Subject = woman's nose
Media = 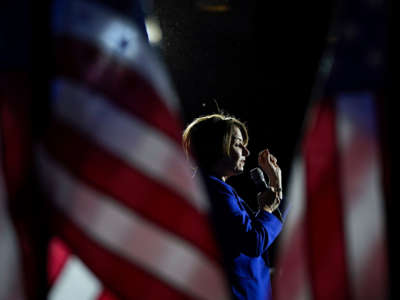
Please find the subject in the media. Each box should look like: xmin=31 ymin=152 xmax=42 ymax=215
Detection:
xmin=243 ymin=146 xmax=250 ymax=157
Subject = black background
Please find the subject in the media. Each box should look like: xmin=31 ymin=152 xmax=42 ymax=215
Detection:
xmin=152 ymin=0 xmax=334 ymax=204
xmin=1 ymin=0 xmax=396 ymax=298
xmin=151 ymin=0 xmax=397 ymax=290
xmin=149 ymin=0 xmax=336 ymax=268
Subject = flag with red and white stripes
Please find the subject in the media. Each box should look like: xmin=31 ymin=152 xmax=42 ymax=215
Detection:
xmin=0 ymin=102 xmax=28 ymax=300
xmin=1 ymin=73 xmax=48 ymax=300
xmin=35 ymin=0 xmax=229 ymax=299
xmin=274 ymin=0 xmax=389 ymax=299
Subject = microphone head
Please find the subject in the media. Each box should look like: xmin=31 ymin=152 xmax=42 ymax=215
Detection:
xmin=250 ymin=167 xmax=266 ymax=184
xmin=250 ymin=167 xmax=269 ymax=194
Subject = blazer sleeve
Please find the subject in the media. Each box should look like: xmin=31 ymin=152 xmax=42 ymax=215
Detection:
xmin=279 ymin=194 xmax=291 ymax=222
xmin=209 ymin=183 xmax=283 ymax=257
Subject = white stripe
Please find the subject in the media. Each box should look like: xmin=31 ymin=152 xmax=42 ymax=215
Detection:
xmin=49 ymin=256 xmax=102 ymax=300
xmin=52 ymin=0 xmax=179 ymax=113
xmin=37 ymin=149 xmax=229 ymax=300
xmin=281 ymin=156 xmax=306 ymax=244
xmin=287 ymin=158 xmax=311 ymax=300
xmin=277 ymin=157 xmax=312 ymax=300
xmin=52 ymin=78 xmax=209 ymax=213
xmin=337 ymin=93 xmax=388 ymax=299
xmin=295 ymin=285 xmax=312 ymax=300
xmin=0 ymin=136 xmax=26 ymax=300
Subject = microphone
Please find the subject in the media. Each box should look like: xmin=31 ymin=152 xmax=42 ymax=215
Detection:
xmin=250 ymin=167 xmax=269 ymax=193
xmin=250 ymin=167 xmax=283 ymax=221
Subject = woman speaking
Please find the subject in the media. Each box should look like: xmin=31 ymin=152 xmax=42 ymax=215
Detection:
xmin=182 ymin=113 xmax=285 ymax=300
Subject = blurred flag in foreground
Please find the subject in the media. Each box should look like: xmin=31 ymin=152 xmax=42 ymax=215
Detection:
xmin=0 ymin=76 xmax=33 ymax=300
xmin=274 ymin=0 xmax=390 ymax=300
xmin=1 ymin=2 xmax=47 ymax=299
xmin=1 ymin=0 xmax=229 ymax=299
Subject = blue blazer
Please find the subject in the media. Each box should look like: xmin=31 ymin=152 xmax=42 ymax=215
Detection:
xmin=204 ymin=175 xmax=285 ymax=300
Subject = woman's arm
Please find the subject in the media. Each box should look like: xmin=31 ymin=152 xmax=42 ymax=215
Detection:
xmin=258 ymin=149 xmax=282 ymax=199
xmin=210 ymin=186 xmax=283 ymax=257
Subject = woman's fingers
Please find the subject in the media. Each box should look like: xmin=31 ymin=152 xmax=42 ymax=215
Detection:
xmin=270 ymin=155 xmax=278 ymax=167
xmin=259 ymin=190 xmax=281 ymax=213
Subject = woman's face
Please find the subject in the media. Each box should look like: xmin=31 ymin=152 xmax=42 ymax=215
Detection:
xmin=224 ymin=126 xmax=250 ymax=176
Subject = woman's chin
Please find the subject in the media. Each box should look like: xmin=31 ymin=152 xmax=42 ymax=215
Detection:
xmin=233 ymin=166 xmax=244 ymax=174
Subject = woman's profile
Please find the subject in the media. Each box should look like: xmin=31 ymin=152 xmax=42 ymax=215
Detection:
xmin=183 ymin=113 xmax=286 ymax=300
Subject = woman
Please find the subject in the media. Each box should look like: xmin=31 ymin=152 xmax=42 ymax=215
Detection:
xmin=182 ymin=113 xmax=285 ymax=300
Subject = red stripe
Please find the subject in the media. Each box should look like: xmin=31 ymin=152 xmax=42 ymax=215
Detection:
xmin=96 ymin=289 xmax=119 ymax=300
xmin=44 ymin=120 xmax=220 ymax=262
xmin=0 ymin=75 xmax=32 ymax=199
xmin=54 ymin=36 xmax=182 ymax=143
xmin=0 ymin=73 xmax=47 ymax=300
xmin=48 ymin=237 xmax=71 ymax=285
xmin=52 ymin=210 xmax=195 ymax=300
xmin=302 ymin=99 xmax=351 ymax=300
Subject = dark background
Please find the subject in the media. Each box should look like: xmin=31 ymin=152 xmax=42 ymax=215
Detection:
xmin=148 ymin=0 xmax=336 ymax=267
xmin=150 ymin=1 xmax=397 ymax=283
xmin=152 ymin=0 xmax=335 ymax=204
xmin=1 ymin=0 xmax=396 ymax=298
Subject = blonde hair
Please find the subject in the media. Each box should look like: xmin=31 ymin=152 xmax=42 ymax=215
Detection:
xmin=182 ymin=113 xmax=248 ymax=170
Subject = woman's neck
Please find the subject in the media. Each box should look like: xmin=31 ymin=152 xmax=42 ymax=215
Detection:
xmin=208 ymin=164 xmax=231 ymax=182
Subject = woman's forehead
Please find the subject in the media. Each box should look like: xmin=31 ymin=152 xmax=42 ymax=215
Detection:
xmin=232 ymin=126 xmax=243 ymax=140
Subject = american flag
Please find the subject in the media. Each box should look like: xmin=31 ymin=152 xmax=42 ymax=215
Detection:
xmin=1 ymin=0 xmax=229 ymax=299
xmin=0 ymin=76 xmax=34 ymax=300
xmin=1 ymin=1 xmax=49 ymax=298
xmin=273 ymin=0 xmax=390 ymax=300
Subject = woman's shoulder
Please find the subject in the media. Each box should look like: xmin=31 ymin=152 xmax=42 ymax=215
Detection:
xmin=202 ymin=176 xmax=240 ymax=205
xmin=204 ymin=175 xmax=234 ymax=192
xmin=202 ymin=176 xmax=245 ymax=213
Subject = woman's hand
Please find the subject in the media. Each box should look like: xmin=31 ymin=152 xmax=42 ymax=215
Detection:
xmin=258 ymin=149 xmax=282 ymax=197
xmin=257 ymin=190 xmax=280 ymax=213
